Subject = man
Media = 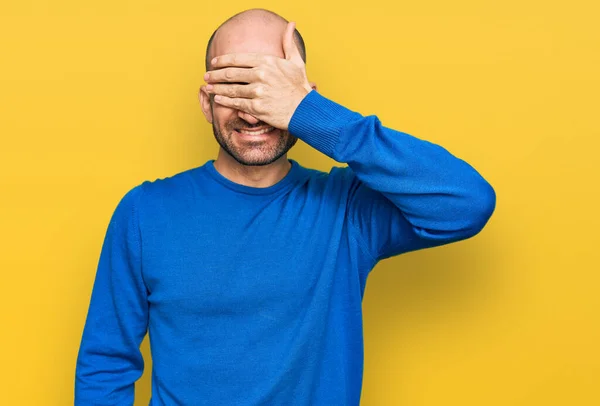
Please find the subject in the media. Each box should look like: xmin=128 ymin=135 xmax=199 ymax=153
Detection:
xmin=75 ymin=8 xmax=496 ymax=406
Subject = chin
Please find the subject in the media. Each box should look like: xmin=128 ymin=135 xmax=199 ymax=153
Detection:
xmin=213 ymin=125 xmax=297 ymax=166
xmin=230 ymin=151 xmax=287 ymax=166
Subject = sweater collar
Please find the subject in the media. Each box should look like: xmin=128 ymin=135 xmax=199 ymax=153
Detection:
xmin=203 ymin=159 xmax=306 ymax=196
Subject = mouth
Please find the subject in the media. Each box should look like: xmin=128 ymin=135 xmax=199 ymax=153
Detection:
xmin=234 ymin=126 xmax=277 ymax=137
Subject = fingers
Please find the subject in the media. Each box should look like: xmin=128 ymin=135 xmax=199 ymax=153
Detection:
xmin=283 ymin=22 xmax=303 ymax=65
xmin=212 ymin=95 xmax=254 ymax=113
xmin=206 ymin=83 xmax=262 ymax=99
xmin=204 ymin=67 xmax=258 ymax=84
xmin=283 ymin=22 xmax=296 ymax=61
xmin=210 ymin=53 xmax=270 ymax=69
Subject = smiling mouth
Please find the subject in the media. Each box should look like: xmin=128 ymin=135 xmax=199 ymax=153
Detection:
xmin=235 ymin=126 xmax=276 ymax=136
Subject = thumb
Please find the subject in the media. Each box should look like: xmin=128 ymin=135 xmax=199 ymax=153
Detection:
xmin=283 ymin=21 xmax=303 ymax=65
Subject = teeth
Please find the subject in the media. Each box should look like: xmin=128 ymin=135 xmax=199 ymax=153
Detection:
xmin=238 ymin=127 xmax=274 ymax=136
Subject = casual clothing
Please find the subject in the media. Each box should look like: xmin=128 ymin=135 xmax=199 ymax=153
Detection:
xmin=75 ymin=90 xmax=495 ymax=405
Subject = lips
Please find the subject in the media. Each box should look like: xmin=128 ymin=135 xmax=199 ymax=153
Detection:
xmin=235 ymin=126 xmax=276 ymax=136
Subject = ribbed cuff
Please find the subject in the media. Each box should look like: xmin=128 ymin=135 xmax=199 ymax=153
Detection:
xmin=289 ymin=90 xmax=363 ymax=159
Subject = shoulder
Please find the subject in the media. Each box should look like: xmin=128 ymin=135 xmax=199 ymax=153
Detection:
xmin=297 ymin=159 xmax=355 ymax=180
xmin=113 ymin=166 xmax=203 ymax=218
xmin=140 ymin=166 xmax=200 ymax=198
xmin=296 ymin=162 xmax=358 ymax=197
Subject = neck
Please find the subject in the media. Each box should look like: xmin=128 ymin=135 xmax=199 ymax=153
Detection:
xmin=213 ymin=149 xmax=292 ymax=188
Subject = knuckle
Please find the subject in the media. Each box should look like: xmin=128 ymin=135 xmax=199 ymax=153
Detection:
xmin=225 ymin=69 xmax=234 ymax=80
xmin=254 ymin=85 xmax=264 ymax=97
xmin=253 ymin=100 xmax=264 ymax=113
xmin=256 ymin=69 xmax=266 ymax=82
xmin=248 ymin=101 xmax=258 ymax=114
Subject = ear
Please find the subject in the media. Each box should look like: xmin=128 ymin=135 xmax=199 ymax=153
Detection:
xmin=199 ymin=86 xmax=213 ymax=124
xmin=309 ymin=81 xmax=318 ymax=91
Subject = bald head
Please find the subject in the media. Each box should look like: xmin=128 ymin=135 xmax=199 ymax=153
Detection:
xmin=205 ymin=8 xmax=306 ymax=71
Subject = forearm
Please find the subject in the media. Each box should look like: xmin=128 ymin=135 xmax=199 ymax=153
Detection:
xmin=289 ymin=90 xmax=496 ymax=241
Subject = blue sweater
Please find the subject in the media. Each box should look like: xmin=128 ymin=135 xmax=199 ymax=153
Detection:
xmin=75 ymin=90 xmax=495 ymax=405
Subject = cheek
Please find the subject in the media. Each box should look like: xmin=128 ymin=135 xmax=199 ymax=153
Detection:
xmin=212 ymin=105 xmax=238 ymax=127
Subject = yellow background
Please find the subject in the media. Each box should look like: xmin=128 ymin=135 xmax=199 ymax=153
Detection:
xmin=1 ymin=1 xmax=598 ymax=405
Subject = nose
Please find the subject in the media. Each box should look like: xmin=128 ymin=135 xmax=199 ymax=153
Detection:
xmin=237 ymin=110 xmax=260 ymax=125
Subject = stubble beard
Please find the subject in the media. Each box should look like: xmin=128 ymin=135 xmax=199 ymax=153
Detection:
xmin=211 ymin=118 xmax=298 ymax=167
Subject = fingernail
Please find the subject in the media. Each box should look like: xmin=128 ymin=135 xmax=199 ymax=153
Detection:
xmin=206 ymin=84 xmax=213 ymax=91
xmin=211 ymin=57 xmax=217 ymax=65
xmin=204 ymin=73 xmax=210 ymax=81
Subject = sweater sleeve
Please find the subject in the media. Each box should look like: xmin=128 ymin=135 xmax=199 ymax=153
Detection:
xmin=289 ymin=90 xmax=496 ymax=262
xmin=75 ymin=185 xmax=148 ymax=405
